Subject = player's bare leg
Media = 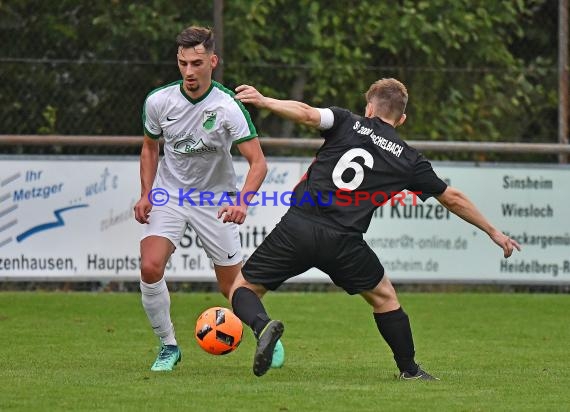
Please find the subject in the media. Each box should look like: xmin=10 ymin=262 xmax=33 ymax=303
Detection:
xmin=213 ymin=262 xmax=242 ymax=299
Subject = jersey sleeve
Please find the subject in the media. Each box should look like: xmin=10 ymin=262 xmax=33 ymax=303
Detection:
xmin=316 ymin=108 xmax=334 ymax=130
xmin=228 ymin=99 xmax=258 ymax=144
xmin=408 ymin=154 xmax=448 ymax=201
xmin=142 ymin=94 xmax=162 ymax=139
xmin=320 ymin=106 xmax=352 ymax=141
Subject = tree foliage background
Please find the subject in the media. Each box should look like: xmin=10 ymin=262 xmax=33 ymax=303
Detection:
xmin=0 ymin=0 xmax=563 ymax=149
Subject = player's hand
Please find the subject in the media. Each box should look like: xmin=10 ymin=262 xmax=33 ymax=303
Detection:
xmin=134 ymin=195 xmax=152 ymax=224
xmin=490 ymin=230 xmax=521 ymax=258
xmin=218 ymin=204 xmax=247 ymax=225
xmin=235 ymin=85 xmax=267 ymax=109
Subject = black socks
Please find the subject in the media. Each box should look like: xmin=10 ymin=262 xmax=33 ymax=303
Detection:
xmin=374 ymin=307 xmax=419 ymax=374
xmin=232 ymin=288 xmax=418 ymax=373
xmin=231 ymin=286 xmax=270 ymax=338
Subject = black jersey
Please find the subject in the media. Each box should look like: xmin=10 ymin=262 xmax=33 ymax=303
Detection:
xmin=291 ymin=107 xmax=447 ymax=232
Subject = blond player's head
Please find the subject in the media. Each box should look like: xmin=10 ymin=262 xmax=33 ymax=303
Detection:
xmin=365 ymin=78 xmax=408 ymax=127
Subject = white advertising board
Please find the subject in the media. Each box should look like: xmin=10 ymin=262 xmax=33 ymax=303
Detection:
xmin=1 ymin=158 xmax=569 ymax=283
xmin=364 ymin=164 xmax=570 ymax=283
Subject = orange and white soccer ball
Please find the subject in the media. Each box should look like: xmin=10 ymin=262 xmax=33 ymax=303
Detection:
xmin=195 ymin=306 xmax=243 ymax=355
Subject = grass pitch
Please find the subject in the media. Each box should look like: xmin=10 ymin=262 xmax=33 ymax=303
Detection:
xmin=0 ymin=291 xmax=568 ymax=411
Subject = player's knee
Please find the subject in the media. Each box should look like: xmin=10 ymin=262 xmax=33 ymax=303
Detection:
xmin=379 ymin=293 xmax=400 ymax=312
xmin=382 ymin=289 xmax=400 ymax=310
xmin=228 ymin=275 xmax=265 ymax=303
xmin=228 ymin=274 xmax=247 ymax=297
xmin=140 ymin=258 xmax=166 ymax=284
xmin=364 ymin=276 xmax=400 ymax=312
xmin=380 ymin=279 xmax=399 ymax=302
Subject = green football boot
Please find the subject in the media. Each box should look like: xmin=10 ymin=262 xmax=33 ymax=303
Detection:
xmin=270 ymin=339 xmax=285 ymax=368
xmin=150 ymin=344 xmax=181 ymax=371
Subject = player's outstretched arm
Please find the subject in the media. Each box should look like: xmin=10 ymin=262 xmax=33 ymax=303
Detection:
xmin=436 ymin=186 xmax=521 ymax=258
xmin=235 ymin=84 xmax=321 ymax=128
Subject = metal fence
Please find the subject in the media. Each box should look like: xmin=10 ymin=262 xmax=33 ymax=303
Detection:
xmin=1 ymin=135 xmax=569 ymax=161
xmin=0 ymin=59 xmax=561 ymax=137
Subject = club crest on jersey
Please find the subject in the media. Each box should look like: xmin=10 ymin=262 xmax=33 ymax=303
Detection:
xmin=202 ymin=111 xmax=217 ymax=130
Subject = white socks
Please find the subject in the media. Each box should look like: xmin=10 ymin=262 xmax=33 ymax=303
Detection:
xmin=140 ymin=277 xmax=177 ymax=346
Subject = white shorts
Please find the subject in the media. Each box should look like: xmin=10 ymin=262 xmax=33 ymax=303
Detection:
xmin=142 ymin=202 xmax=243 ymax=266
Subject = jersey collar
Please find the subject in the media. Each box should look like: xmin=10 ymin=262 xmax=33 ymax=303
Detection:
xmin=374 ymin=116 xmax=396 ymax=129
xmin=179 ymin=81 xmax=214 ymax=104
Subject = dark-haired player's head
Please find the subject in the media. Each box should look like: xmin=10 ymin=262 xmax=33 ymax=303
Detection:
xmin=176 ymin=26 xmax=215 ymax=52
xmin=176 ymin=26 xmax=218 ymax=96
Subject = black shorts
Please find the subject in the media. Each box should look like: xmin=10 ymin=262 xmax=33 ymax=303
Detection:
xmin=242 ymin=208 xmax=384 ymax=295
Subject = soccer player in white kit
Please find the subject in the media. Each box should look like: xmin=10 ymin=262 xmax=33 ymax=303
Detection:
xmin=134 ymin=26 xmax=283 ymax=371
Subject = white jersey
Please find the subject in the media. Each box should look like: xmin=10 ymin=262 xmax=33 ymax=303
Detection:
xmin=143 ymin=80 xmax=257 ymax=198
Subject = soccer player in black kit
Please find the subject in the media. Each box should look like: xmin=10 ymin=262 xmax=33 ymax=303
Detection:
xmin=226 ymin=78 xmax=521 ymax=379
